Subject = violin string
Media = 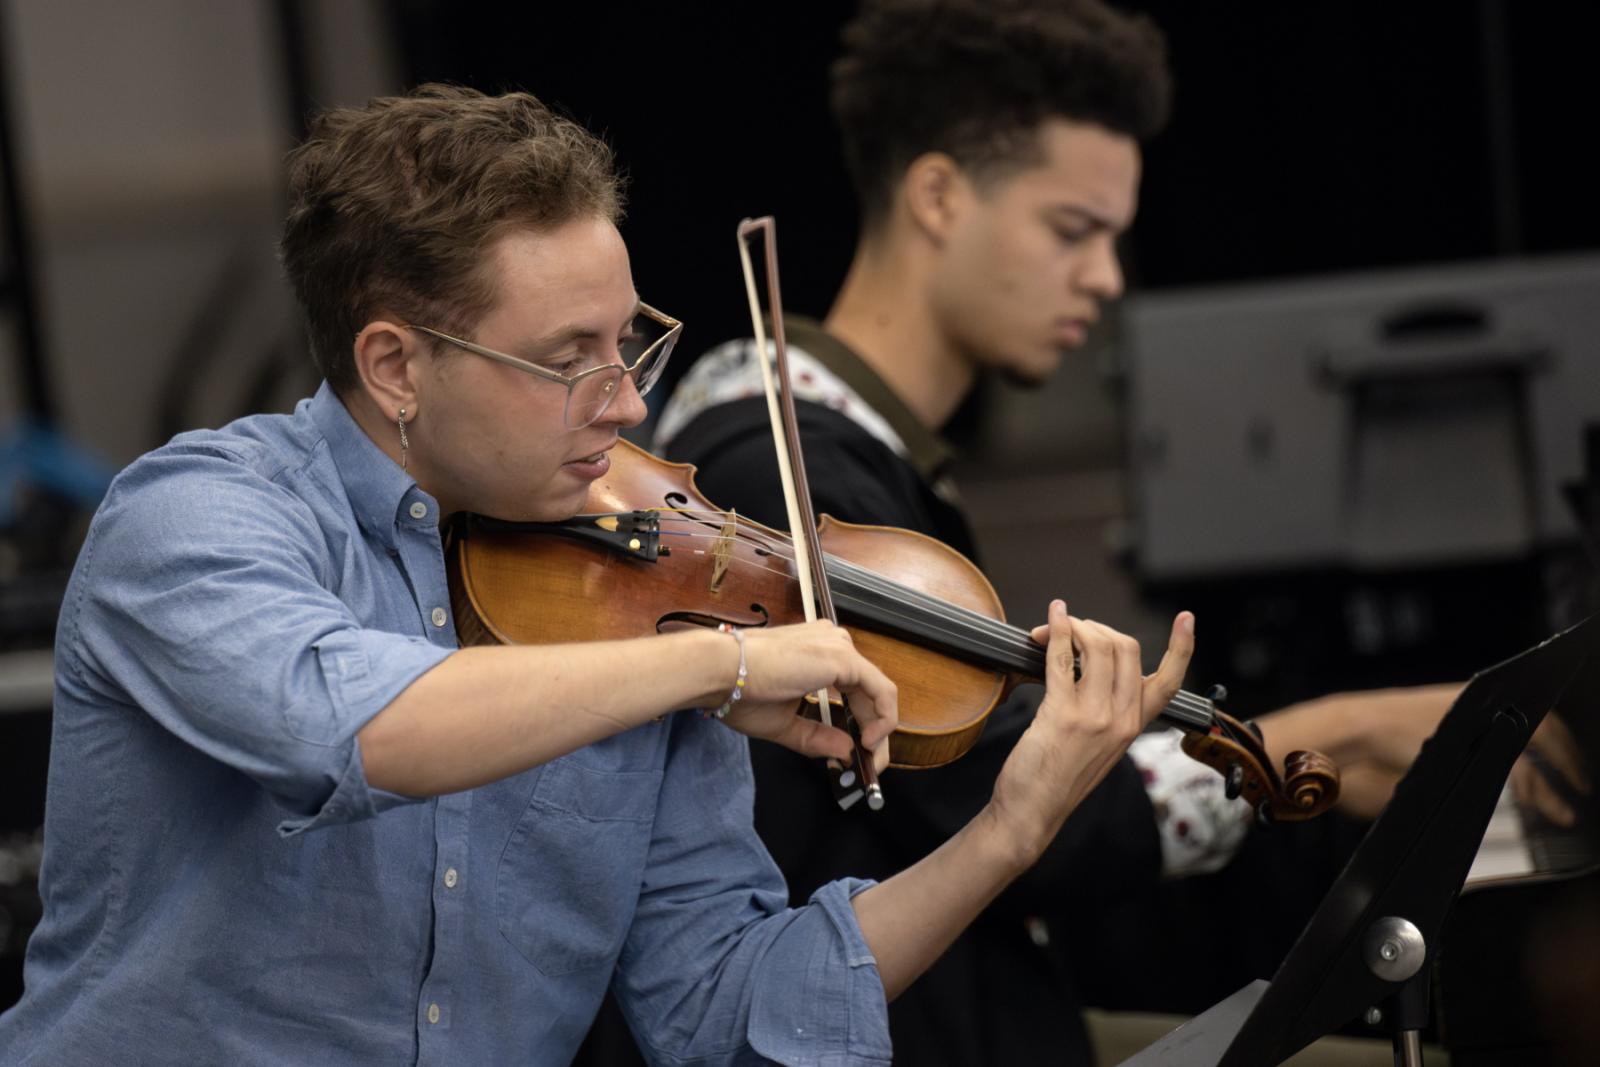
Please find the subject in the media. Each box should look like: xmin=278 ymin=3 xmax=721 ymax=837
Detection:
xmin=647 ymin=518 xmax=1044 ymax=666
xmin=646 ymin=513 xmax=1069 ymax=656
xmin=648 ymin=512 xmax=1028 ymax=645
xmin=647 ymin=526 xmax=1053 ymax=690
xmin=644 ymin=516 xmax=1199 ymax=711
xmin=636 ymin=514 xmax=1217 ymax=726
xmin=646 ymin=513 xmax=1198 ymax=693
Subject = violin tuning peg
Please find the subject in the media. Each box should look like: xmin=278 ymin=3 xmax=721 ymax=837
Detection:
xmin=1224 ymin=763 xmax=1245 ymax=801
xmin=1205 ymin=683 xmax=1229 ymax=705
xmin=1256 ymin=799 xmax=1275 ymax=828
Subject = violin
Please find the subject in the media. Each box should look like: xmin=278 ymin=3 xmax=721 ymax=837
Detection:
xmin=446 ymin=438 xmax=1340 ymax=824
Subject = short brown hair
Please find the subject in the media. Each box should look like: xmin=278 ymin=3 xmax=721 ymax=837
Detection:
xmin=280 ymin=84 xmax=624 ymax=391
xmin=832 ymin=0 xmax=1171 ymax=229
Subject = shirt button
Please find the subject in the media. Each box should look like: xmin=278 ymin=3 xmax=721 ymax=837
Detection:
xmin=410 ymin=501 xmax=428 ymax=520
xmin=431 ymin=607 xmax=447 ymax=627
xmin=443 ymin=868 xmax=459 ymax=889
xmin=427 ymin=1003 xmax=440 ymax=1025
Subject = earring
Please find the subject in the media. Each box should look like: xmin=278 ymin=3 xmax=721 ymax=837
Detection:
xmin=397 ymin=407 xmax=410 ymax=470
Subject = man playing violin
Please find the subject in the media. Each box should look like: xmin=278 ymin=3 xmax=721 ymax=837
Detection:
xmin=652 ymin=1 xmax=1591 ymax=1063
xmin=0 ymin=85 xmax=1199 ymax=1066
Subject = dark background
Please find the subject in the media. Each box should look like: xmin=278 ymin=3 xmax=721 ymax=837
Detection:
xmin=389 ymin=1 xmax=1598 ymax=359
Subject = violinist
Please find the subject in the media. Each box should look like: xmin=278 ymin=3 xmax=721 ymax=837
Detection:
xmin=0 ymin=85 xmax=1197 ymax=1066
xmin=651 ymin=1 xmax=1588 ymax=1063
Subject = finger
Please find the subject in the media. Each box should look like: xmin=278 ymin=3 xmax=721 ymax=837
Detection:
xmin=870 ymin=735 xmax=890 ymax=774
xmin=1141 ymin=612 xmax=1195 ymax=725
xmin=1072 ymin=617 xmax=1115 ymax=712
xmin=1112 ymin=631 xmax=1143 ymax=733
xmin=1042 ymin=600 xmax=1076 ymax=692
xmin=1030 ymin=622 xmax=1050 ymax=645
xmin=841 ymin=655 xmax=899 ymax=749
xmin=1511 ymin=756 xmax=1576 ymax=827
xmin=1527 ymin=714 xmax=1591 ymax=794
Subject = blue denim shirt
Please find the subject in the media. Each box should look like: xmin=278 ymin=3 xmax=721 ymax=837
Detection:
xmin=0 ymin=384 xmax=891 ymax=1067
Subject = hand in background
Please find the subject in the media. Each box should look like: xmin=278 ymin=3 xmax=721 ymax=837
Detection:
xmin=1259 ymin=683 xmax=1591 ymax=822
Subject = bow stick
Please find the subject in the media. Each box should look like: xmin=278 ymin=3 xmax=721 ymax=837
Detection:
xmin=736 ymin=216 xmax=885 ymax=811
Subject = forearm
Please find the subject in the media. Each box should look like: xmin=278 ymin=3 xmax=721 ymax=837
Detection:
xmin=1256 ymin=683 xmax=1464 ymax=771
xmin=854 ymin=606 xmax=1195 ymax=1000
xmin=359 ymin=628 xmax=735 ymax=795
xmin=850 ymin=803 xmax=1033 ymax=1000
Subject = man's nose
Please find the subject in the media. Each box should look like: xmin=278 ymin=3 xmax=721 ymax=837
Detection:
xmin=1077 ymin=234 xmax=1125 ymax=302
xmin=599 ymin=370 xmax=648 ymax=429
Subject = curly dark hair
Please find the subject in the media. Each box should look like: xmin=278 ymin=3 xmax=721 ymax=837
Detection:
xmin=280 ymin=84 xmax=624 ymax=392
xmin=831 ymin=0 xmax=1171 ymax=228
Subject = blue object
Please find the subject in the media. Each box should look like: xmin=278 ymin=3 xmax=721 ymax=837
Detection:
xmin=0 ymin=418 xmax=114 ymax=525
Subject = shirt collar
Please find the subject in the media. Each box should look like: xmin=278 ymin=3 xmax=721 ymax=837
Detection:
xmin=308 ymin=382 xmax=436 ymax=545
xmin=781 ymin=315 xmax=956 ymax=481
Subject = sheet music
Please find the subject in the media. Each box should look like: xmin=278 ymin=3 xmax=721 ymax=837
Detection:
xmin=1465 ymin=783 xmax=1536 ymax=883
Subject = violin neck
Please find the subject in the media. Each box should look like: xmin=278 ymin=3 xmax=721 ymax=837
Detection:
xmin=822 ymin=554 xmax=1215 ymax=733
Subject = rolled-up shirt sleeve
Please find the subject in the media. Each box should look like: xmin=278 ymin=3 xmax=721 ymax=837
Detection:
xmin=57 ymin=445 xmax=452 ymax=833
xmin=614 ymin=714 xmax=892 ymax=1066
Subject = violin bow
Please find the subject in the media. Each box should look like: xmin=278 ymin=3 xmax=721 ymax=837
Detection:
xmin=736 ymin=216 xmax=885 ymax=811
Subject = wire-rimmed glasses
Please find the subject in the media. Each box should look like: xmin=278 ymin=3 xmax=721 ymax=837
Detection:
xmin=404 ymin=303 xmax=682 ymax=428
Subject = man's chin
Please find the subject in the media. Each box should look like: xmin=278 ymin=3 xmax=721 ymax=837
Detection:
xmin=479 ymin=485 xmax=589 ymax=524
xmin=997 ymin=357 xmax=1059 ymax=390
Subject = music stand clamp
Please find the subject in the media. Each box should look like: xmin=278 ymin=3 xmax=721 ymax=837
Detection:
xmin=1120 ymin=613 xmax=1600 ymax=1067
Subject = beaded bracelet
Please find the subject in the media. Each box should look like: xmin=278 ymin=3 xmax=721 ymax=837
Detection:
xmin=707 ymin=623 xmax=748 ymax=719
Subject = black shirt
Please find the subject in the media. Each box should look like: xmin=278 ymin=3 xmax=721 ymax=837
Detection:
xmin=656 ymin=319 xmax=1164 ymax=1066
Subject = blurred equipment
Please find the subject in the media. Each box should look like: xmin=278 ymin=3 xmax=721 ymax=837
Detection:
xmin=0 ymin=8 xmax=100 ymax=1012
xmin=1125 ymin=255 xmax=1600 ymax=577
xmin=0 ymin=3 xmax=112 ymax=640
xmin=1121 ymin=255 xmax=1600 ymax=708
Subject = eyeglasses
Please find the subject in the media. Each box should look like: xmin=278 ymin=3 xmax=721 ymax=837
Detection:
xmin=404 ymin=303 xmax=682 ymax=429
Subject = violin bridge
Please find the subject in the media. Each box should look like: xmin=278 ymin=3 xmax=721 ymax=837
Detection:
xmin=709 ymin=511 xmax=737 ymax=593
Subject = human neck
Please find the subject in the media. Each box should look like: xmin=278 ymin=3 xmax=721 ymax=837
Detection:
xmin=340 ymin=386 xmax=459 ymax=517
xmin=823 ymin=229 xmax=975 ymax=431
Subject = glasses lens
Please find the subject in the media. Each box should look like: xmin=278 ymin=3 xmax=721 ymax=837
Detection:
xmin=623 ymin=316 xmax=678 ymax=399
xmin=562 ymin=308 xmax=680 ymax=427
xmin=566 ymin=368 xmax=623 ymax=428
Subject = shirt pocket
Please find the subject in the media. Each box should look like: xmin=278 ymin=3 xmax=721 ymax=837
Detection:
xmin=495 ymin=755 xmax=664 ymax=976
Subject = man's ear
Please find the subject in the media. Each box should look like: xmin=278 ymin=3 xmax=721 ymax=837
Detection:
xmin=901 ymin=152 xmax=969 ymax=244
xmin=352 ymin=320 xmax=418 ymax=421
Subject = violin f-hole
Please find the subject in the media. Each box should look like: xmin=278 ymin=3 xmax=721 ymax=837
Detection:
xmin=656 ymin=607 xmax=770 ymax=635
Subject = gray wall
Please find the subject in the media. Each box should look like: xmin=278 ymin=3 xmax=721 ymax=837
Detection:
xmin=2 ymin=0 xmax=397 ymax=464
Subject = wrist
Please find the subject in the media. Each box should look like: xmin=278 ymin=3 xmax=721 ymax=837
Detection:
xmin=973 ymin=799 xmax=1047 ymax=877
xmin=676 ymin=627 xmax=744 ymax=711
xmin=705 ymin=623 xmax=748 ymax=719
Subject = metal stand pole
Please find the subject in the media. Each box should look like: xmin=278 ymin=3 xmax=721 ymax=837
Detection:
xmin=1384 ymin=964 xmax=1432 ymax=1067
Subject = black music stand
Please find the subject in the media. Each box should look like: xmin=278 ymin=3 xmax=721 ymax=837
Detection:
xmin=1119 ymin=612 xmax=1600 ymax=1067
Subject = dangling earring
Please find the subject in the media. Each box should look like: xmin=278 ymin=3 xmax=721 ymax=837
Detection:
xmin=397 ymin=407 xmax=410 ymax=470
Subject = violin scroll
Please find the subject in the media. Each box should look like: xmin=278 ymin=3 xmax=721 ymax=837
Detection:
xmin=1282 ymin=748 xmax=1340 ymax=816
xmin=1179 ymin=707 xmax=1341 ymax=824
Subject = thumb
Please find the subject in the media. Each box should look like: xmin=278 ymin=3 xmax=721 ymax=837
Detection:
xmin=777 ymin=714 xmax=856 ymax=763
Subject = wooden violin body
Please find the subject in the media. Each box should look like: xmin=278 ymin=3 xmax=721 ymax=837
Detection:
xmin=448 ymin=439 xmax=1340 ymax=819
xmin=449 ymin=439 xmax=1006 ymax=767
